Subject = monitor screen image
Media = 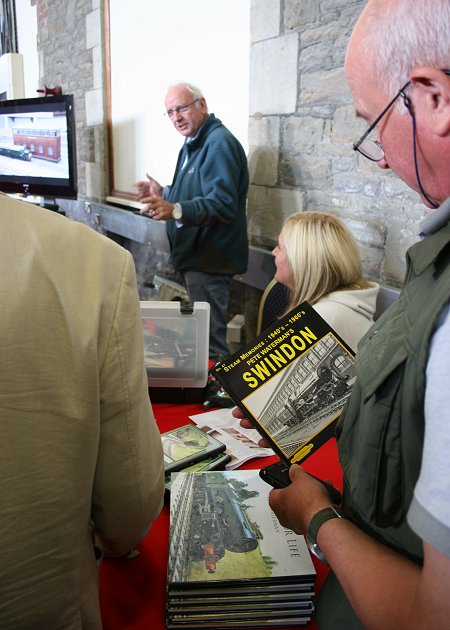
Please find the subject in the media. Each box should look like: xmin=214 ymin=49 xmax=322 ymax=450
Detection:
xmin=0 ymin=94 xmax=77 ymax=200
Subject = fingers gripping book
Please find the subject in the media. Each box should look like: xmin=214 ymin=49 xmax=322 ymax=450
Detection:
xmin=211 ymin=301 xmax=356 ymax=466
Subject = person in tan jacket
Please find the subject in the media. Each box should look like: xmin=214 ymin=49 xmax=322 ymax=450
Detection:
xmin=0 ymin=193 xmax=164 ymax=628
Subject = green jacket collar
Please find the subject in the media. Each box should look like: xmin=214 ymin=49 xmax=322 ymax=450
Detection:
xmin=409 ymin=197 xmax=450 ymax=275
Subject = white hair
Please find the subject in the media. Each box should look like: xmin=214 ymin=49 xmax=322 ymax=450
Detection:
xmin=166 ymin=82 xmax=204 ymax=99
xmin=358 ymin=0 xmax=450 ymax=102
xmin=183 ymin=82 xmax=204 ymax=100
xmin=165 ymin=82 xmax=206 ymax=112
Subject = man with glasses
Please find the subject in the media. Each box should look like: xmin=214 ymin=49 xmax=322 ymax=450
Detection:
xmin=265 ymin=0 xmax=450 ymax=628
xmin=136 ymin=82 xmax=249 ymax=364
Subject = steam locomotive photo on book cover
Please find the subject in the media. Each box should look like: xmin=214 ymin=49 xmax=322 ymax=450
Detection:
xmin=167 ymin=470 xmax=315 ymax=588
xmin=166 ymin=470 xmax=316 ymax=626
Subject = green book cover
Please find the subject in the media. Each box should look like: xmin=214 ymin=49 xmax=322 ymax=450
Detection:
xmin=161 ymin=424 xmax=226 ymax=474
xmin=167 ymin=470 xmax=315 ymax=589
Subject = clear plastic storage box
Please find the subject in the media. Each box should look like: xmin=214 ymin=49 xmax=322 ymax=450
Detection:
xmin=141 ymin=301 xmax=210 ymax=389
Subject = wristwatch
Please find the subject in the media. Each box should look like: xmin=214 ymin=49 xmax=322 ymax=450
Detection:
xmin=306 ymin=506 xmax=346 ymax=565
xmin=172 ymin=202 xmax=182 ymax=220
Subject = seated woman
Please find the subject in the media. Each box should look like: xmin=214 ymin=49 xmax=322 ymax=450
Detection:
xmin=235 ymin=210 xmax=379 ymax=432
xmin=273 ymin=211 xmax=379 ymax=352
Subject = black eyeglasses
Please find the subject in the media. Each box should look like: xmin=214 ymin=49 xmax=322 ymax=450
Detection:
xmin=165 ymin=98 xmax=200 ymax=118
xmin=352 ymin=81 xmax=411 ymax=161
xmin=353 ymin=72 xmax=450 ymax=209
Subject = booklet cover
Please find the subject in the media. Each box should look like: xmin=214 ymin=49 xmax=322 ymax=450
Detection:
xmin=189 ymin=407 xmax=274 ymax=470
xmin=167 ymin=470 xmax=315 ymax=588
xmin=161 ymin=424 xmax=226 ymax=474
xmin=211 ymin=301 xmax=355 ymax=466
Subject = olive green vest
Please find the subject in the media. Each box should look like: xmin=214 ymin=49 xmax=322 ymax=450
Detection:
xmin=316 ymin=218 xmax=450 ymax=629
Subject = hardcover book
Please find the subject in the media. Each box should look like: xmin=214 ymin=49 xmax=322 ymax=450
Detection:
xmin=161 ymin=424 xmax=226 ymax=474
xmin=166 ymin=617 xmax=312 ymax=629
xmin=166 ymin=470 xmax=316 ymax=627
xmin=211 ymin=301 xmax=355 ymax=466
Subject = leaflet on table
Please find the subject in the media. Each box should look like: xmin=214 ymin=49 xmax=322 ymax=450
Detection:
xmin=189 ymin=407 xmax=274 ymax=470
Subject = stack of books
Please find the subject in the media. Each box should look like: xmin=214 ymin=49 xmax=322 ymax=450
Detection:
xmin=161 ymin=424 xmax=231 ymax=494
xmin=166 ymin=469 xmax=316 ymax=628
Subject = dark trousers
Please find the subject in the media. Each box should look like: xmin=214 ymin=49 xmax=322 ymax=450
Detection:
xmin=182 ymin=270 xmax=232 ymax=363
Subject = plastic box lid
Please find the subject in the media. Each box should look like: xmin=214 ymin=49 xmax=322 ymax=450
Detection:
xmin=141 ymin=301 xmax=210 ymax=388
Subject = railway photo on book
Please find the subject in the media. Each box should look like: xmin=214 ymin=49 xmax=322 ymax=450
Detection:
xmin=167 ymin=470 xmax=316 ymax=626
xmin=212 ymin=302 xmax=356 ymax=464
xmin=241 ymin=332 xmax=355 ymax=459
xmin=168 ymin=470 xmax=315 ymax=586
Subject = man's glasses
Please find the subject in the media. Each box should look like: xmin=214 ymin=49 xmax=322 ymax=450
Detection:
xmin=353 ymin=70 xmax=450 ymax=208
xmin=166 ymin=98 xmax=200 ymax=119
xmin=352 ymin=81 xmax=411 ymax=161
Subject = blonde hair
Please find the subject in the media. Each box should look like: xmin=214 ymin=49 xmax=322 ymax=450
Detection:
xmin=281 ymin=211 xmax=369 ymax=313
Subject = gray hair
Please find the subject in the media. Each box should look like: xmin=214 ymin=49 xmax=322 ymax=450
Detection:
xmin=358 ymin=0 xmax=450 ymax=105
xmin=167 ymin=82 xmax=204 ymax=99
xmin=166 ymin=82 xmax=206 ymax=112
xmin=182 ymin=83 xmax=204 ymax=100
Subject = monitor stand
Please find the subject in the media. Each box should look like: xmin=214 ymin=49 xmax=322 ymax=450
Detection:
xmin=39 ymin=197 xmax=63 ymax=213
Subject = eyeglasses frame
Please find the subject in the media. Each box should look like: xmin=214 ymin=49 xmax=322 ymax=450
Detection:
xmin=353 ymin=69 xmax=450 ymax=161
xmin=352 ymin=71 xmax=450 ymax=209
xmin=166 ymin=98 xmax=200 ymax=119
xmin=352 ymin=80 xmax=411 ymax=160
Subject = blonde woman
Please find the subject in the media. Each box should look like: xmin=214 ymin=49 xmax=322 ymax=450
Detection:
xmin=273 ymin=211 xmax=379 ymax=352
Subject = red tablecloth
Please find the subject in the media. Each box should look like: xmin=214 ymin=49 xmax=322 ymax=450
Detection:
xmin=99 ymin=402 xmax=343 ymax=629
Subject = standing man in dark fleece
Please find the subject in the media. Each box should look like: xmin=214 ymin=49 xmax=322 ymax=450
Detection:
xmin=136 ymin=82 xmax=249 ymax=363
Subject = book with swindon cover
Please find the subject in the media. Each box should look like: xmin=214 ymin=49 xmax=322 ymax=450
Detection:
xmin=211 ymin=301 xmax=355 ymax=467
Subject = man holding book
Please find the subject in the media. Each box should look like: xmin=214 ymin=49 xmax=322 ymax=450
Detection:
xmin=241 ymin=0 xmax=450 ymax=628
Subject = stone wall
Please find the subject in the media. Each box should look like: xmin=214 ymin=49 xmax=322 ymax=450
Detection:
xmin=32 ymin=0 xmax=425 ymax=343
xmin=34 ymin=0 xmax=106 ymax=200
xmin=248 ymin=0 xmax=424 ymax=287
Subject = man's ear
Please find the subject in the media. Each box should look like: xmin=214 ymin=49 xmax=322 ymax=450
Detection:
xmin=410 ymin=66 xmax=450 ymax=137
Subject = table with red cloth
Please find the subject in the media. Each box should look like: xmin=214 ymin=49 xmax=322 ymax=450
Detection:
xmin=99 ymin=402 xmax=343 ymax=630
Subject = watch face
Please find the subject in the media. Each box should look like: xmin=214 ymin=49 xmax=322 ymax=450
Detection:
xmin=307 ymin=539 xmax=328 ymax=565
xmin=172 ymin=203 xmax=182 ymax=220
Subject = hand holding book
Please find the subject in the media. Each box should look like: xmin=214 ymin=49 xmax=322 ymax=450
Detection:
xmin=232 ymin=406 xmax=341 ymax=501
xmin=212 ymin=302 xmax=355 ymax=466
xmin=231 ymin=406 xmax=270 ymax=448
xmin=268 ymin=465 xmax=339 ymax=538
xmin=260 ymin=460 xmax=342 ymax=504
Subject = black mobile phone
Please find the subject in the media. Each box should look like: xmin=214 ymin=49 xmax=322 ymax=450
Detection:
xmin=259 ymin=460 xmax=342 ymax=505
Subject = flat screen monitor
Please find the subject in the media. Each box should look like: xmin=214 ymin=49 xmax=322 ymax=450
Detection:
xmin=0 ymin=94 xmax=77 ymax=200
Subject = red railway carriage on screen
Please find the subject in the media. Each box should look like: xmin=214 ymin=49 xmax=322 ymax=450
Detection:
xmin=12 ymin=127 xmax=61 ymax=162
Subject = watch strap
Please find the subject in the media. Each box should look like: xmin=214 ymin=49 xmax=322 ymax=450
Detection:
xmin=306 ymin=506 xmax=345 ymax=565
